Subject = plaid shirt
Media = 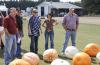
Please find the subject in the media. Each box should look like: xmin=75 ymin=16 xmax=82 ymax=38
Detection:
xmin=29 ymin=16 xmax=41 ymax=36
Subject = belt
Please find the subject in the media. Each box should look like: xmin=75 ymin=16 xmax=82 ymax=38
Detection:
xmin=67 ymin=28 xmax=75 ymax=31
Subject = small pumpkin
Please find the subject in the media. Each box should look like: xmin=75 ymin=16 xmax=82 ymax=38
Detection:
xmin=22 ymin=52 xmax=40 ymax=65
xmin=9 ymin=59 xmax=31 ymax=65
xmin=43 ymin=49 xmax=58 ymax=62
xmin=65 ymin=46 xmax=79 ymax=59
xmin=73 ymin=52 xmax=91 ymax=65
xmin=84 ymin=43 xmax=100 ymax=57
xmin=51 ymin=59 xmax=70 ymax=65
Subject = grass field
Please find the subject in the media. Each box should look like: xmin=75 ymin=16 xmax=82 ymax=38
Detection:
xmin=0 ymin=17 xmax=100 ymax=65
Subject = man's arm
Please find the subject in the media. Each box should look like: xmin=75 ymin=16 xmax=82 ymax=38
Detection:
xmin=53 ymin=19 xmax=59 ymax=26
xmin=4 ymin=18 xmax=10 ymax=36
xmin=62 ymin=16 xmax=67 ymax=31
xmin=42 ymin=20 xmax=46 ymax=28
xmin=76 ymin=16 xmax=79 ymax=31
xmin=39 ymin=19 xmax=42 ymax=34
xmin=28 ymin=19 xmax=32 ymax=36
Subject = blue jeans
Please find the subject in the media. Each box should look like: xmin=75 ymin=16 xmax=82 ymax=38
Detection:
xmin=4 ymin=34 xmax=17 ymax=65
xmin=16 ymin=33 xmax=22 ymax=57
xmin=62 ymin=31 xmax=76 ymax=52
xmin=16 ymin=42 xmax=21 ymax=57
xmin=45 ymin=30 xmax=54 ymax=50
xmin=30 ymin=36 xmax=39 ymax=54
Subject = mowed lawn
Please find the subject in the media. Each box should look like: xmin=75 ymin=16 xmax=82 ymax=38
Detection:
xmin=0 ymin=17 xmax=100 ymax=65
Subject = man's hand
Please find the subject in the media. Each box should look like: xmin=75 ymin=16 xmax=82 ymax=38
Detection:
xmin=4 ymin=29 xmax=11 ymax=36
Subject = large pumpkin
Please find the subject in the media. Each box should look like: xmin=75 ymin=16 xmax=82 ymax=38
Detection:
xmin=73 ymin=52 xmax=91 ymax=65
xmin=65 ymin=46 xmax=79 ymax=59
xmin=22 ymin=52 xmax=40 ymax=65
xmin=43 ymin=49 xmax=58 ymax=62
xmin=9 ymin=59 xmax=31 ymax=65
xmin=0 ymin=26 xmax=4 ymax=35
xmin=51 ymin=59 xmax=70 ymax=65
xmin=84 ymin=43 xmax=100 ymax=57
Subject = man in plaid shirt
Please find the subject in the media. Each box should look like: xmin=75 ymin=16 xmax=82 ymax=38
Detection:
xmin=28 ymin=9 xmax=41 ymax=54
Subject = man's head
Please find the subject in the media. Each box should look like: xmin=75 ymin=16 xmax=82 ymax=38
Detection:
xmin=32 ymin=8 xmax=38 ymax=16
xmin=68 ymin=7 xmax=75 ymax=15
xmin=9 ymin=7 xmax=17 ymax=17
xmin=16 ymin=9 xmax=21 ymax=16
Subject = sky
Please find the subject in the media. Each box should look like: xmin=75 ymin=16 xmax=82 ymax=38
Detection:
xmin=60 ymin=0 xmax=81 ymax=2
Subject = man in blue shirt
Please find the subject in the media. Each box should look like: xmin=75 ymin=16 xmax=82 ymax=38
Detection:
xmin=62 ymin=8 xmax=79 ymax=54
xmin=28 ymin=9 xmax=41 ymax=54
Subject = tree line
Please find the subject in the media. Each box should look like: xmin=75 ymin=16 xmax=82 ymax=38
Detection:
xmin=82 ymin=0 xmax=100 ymax=15
xmin=0 ymin=0 xmax=100 ymax=15
xmin=0 ymin=0 xmax=60 ymax=10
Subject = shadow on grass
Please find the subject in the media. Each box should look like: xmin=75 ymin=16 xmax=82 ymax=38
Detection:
xmin=16 ymin=49 xmax=28 ymax=59
xmin=58 ymin=55 xmax=72 ymax=60
xmin=0 ymin=49 xmax=4 ymax=59
xmin=43 ymin=61 xmax=51 ymax=64
xmin=22 ymin=49 xmax=29 ymax=53
xmin=38 ymin=53 xmax=43 ymax=60
xmin=91 ymin=57 xmax=98 ymax=64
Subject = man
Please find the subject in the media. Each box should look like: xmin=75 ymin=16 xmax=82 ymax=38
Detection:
xmin=16 ymin=9 xmax=23 ymax=57
xmin=61 ymin=8 xmax=79 ymax=54
xmin=28 ymin=9 xmax=41 ymax=54
xmin=4 ymin=8 xmax=17 ymax=65
xmin=0 ymin=11 xmax=4 ymax=49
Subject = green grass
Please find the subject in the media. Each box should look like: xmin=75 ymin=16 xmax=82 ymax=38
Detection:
xmin=0 ymin=19 xmax=100 ymax=65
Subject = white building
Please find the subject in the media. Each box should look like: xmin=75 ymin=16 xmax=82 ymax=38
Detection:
xmin=37 ymin=2 xmax=82 ymax=17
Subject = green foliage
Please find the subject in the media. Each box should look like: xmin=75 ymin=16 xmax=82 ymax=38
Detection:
xmin=70 ymin=2 xmax=82 ymax=7
xmin=82 ymin=0 xmax=100 ymax=15
xmin=0 ymin=0 xmax=43 ymax=10
xmin=46 ymin=0 xmax=60 ymax=2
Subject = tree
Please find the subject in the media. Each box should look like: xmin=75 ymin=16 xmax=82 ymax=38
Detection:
xmin=46 ymin=0 xmax=60 ymax=2
xmin=82 ymin=0 xmax=100 ymax=15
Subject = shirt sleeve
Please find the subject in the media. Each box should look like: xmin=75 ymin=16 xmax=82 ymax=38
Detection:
xmin=76 ymin=15 xmax=79 ymax=24
xmin=62 ymin=16 xmax=66 ymax=27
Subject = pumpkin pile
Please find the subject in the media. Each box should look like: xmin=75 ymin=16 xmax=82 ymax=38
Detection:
xmin=43 ymin=49 xmax=58 ymax=62
xmin=9 ymin=43 xmax=100 ymax=65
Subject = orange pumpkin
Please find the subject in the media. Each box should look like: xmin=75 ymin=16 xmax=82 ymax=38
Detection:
xmin=84 ymin=43 xmax=100 ymax=57
xmin=43 ymin=49 xmax=58 ymax=62
xmin=22 ymin=52 xmax=40 ymax=65
xmin=9 ymin=59 xmax=31 ymax=65
xmin=73 ymin=52 xmax=91 ymax=65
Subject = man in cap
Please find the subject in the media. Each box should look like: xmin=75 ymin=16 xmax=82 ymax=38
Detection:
xmin=28 ymin=8 xmax=42 ymax=54
xmin=61 ymin=8 xmax=79 ymax=54
xmin=4 ymin=7 xmax=17 ymax=65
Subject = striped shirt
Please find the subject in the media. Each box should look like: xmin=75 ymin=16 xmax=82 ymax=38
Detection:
xmin=29 ymin=16 xmax=41 ymax=36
